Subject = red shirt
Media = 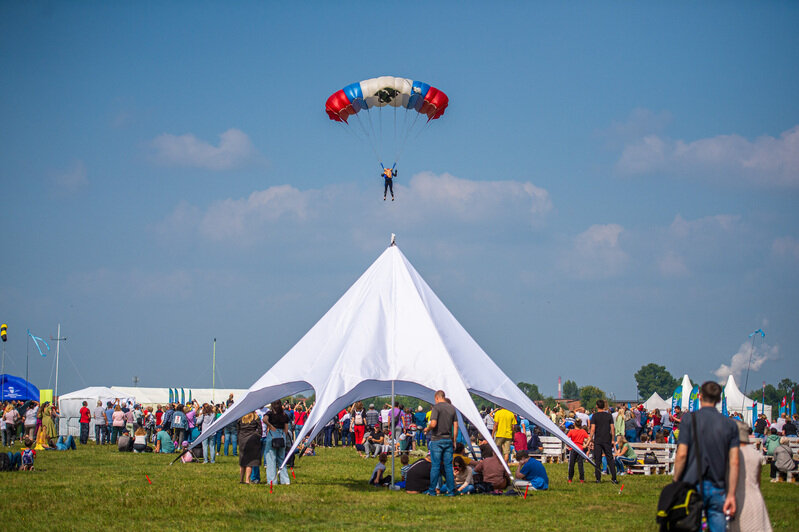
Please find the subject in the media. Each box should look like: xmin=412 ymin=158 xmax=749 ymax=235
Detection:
xmin=567 ymin=428 xmax=589 ymax=449
xmin=79 ymin=406 xmax=91 ymax=423
xmin=156 ymin=410 xmax=163 ymax=425
xmin=513 ymin=432 xmax=527 ymax=452
xmin=295 ymin=411 xmax=308 ymax=425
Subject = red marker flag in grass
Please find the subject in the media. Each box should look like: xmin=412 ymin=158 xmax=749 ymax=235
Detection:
xmin=291 ymin=468 xmax=295 ymax=479
xmin=146 ymin=475 xmax=152 ymax=484
xmin=524 ymin=485 xmax=529 ymax=499
xmin=270 ymin=481 xmax=273 ymax=494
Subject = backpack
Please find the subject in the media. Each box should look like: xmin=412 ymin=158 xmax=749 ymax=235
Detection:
xmin=0 ymin=452 xmax=12 ymax=472
xmin=355 ymin=412 xmax=364 ymax=425
xmin=656 ymin=481 xmax=702 ymax=531
xmin=22 ymin=449 xmax=35 ymax=466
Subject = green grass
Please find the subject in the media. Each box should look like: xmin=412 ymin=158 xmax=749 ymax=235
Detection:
xmin=1 ymin=442 xmax=797 ymax=531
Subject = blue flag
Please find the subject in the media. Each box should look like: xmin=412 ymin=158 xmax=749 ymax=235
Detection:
xmin=188 ymin=389 xmax=192 ymax=402
xmin=672 ymin=385 xmax=683 ymax=412
xmin=169 ymin=389 xmax=174 ymax=403
xmin=721 ymin=391 xmax=728 ymax=417
xmin=180 ymin=388 xmax=185 ymax=404
xmin=688 ymin=385 xmax=699 ymax=412
xmin=27 ymin=329 xmax=50 ymax=357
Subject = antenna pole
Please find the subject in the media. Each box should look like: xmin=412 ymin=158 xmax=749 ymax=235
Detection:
xmin=50 ymin=324 xmax=68 ymax=400
xmin=212 ymin=338 xmax=216 ymax=403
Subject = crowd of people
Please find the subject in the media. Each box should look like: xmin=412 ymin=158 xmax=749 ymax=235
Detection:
xmin=4 ymin=385 xmax=796 ymax=527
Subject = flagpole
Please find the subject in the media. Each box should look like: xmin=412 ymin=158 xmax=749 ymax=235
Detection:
xmin=212 ymin=338 xmax=216 ymax=403
xmin=391 ymin=379 xmax=395 ymax=489
xmin=26 ymin=331 xmax=29 ymax=385
xmin=55 ymin=324 xmax=61 ymax=399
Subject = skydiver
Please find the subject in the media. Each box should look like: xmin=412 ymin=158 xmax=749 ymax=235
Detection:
xmin=382 ymin=166 xmax=397 ymax=201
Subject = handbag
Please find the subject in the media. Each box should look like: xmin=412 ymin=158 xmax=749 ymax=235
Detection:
xmin=271 ymin=436 xmax=285 ymax=449
xmin=656 ymin=412 xmax=703 ymax=531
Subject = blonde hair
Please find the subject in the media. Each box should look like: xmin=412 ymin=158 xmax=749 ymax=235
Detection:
xmin=242 ymin=411 xmax=258 ymax=424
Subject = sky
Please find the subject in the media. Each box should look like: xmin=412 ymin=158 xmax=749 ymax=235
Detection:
xmin=1 ymin=2 xmax=797 ymax=401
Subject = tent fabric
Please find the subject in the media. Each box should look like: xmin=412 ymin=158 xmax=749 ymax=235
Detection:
xmin=666 ymin=374 xmax=694 ymax=412
xmin=109 ymin=387 xmax=248 ymax=407
xmin=190 ymin=244 xmax=590 ymax=473
xmin=0 ymin=374 xmax=40 ymax=402
xmin=722 ymin=375 xmax=772 ymax=424
xmin=58 ymin=386 xmax=135 ymax=438
xmin=643 ymin=392 xmax=670 ymax=411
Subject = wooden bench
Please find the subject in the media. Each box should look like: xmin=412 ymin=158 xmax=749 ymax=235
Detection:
xmin=627 ymin=442 xmax=675 ymax=475
xmin=539 ymin=436 xmax=565 ymax=463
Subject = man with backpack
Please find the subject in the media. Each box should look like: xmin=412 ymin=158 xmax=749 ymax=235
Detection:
xmin=671 ymin=381 xmax=739 ymax=531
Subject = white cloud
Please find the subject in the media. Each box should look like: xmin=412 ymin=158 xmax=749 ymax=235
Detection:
xmin=668 ymin=214 xmax=741 ymax=239
xmin=771 ymin=236 xmax=799 ymax=260
xmin=400 ymin=172 xmax=552 ymax=224
xmin=714 ymin=340 xmax=779 ymax=380
xmin=615 ymin=125 xmax=799 ymax=187
xmin=657 ymin=251 xmax=689 ymax=277
xmin=156 ymin=172 xmax=553 ymax=246
xmin=564 ymin=224 xmax=628 ymax=279
xmin=150 ymin=128 xmax=259 ymax=170
xmin=599 ymin=108 xmax=672 ymax=150
xmin=53 ymin=160 xmax=88 ymax=191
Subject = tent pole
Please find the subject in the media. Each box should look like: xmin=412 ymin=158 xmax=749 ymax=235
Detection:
xmin=391 ymin=380 xmax=395 ymax=489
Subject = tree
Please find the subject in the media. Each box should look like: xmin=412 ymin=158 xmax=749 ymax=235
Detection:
xmin=517 ymin=382 xmax=543 ymax=402
xmin=563 ymin=380 xmax=579 ymax=400
xmin=777 ymin=379 xmax=798 ymax=395
xmin=634 ymin=363 xmax=679 ymax=399
xmin=579 ymin=385 xmax=607 ymax=410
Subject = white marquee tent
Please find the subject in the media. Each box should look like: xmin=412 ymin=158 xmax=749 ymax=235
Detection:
xmin=109 ymin=387 xmax=248 ymax=407
xmin=191 ymin=242 xmax=589 ymax=473
xmin=58 ymin=386 xmax=135 ymax=438
xmin=666 ymin=374 xmax=694 ymax=412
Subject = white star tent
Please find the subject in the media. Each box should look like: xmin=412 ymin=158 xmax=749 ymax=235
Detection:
xmin=666 ymin=374 xmax=694 ymax=412
xmin=190 ymin=242 xmax=589 ymax=472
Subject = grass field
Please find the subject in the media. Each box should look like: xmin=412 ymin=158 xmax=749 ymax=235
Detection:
xmin=2 ymin=442 xmax=797 ymax=531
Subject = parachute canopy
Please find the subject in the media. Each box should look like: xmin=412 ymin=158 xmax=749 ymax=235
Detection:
xmin=326 ymin=76 xmax=448 ymax=123
xmin=325 ymin=76 xmax=448 ymax=167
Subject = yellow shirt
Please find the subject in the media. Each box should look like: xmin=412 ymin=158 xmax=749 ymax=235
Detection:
xmin=493 ymin=409 xmax=516 ymax=439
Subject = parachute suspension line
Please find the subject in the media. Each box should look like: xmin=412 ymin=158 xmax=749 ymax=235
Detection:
xmin=396 ymin=101 xmax=413 ymax=165
xmin=394 ymin=109 xmax=426 ymax=165
xmin=352 ymin=110 xmax=382 ymax=164
xmin=392 ymin=98 xmax=399 ymax=166
xmin=362 ymin=106 xmax=383 ymax=163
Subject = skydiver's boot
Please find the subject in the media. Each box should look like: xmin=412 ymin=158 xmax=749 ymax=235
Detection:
xmin=392 ymin=196 xmax=394 ymax=201
xmin=384 ymin=195 xmax=386 ymax=201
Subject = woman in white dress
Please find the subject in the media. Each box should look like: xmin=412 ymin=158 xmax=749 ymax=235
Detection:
xmin=730 ymin=420 xmax=772 ymax=532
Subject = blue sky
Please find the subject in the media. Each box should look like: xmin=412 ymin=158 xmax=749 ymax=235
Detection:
xmin=1 ymin=2 xmax=797 ymax=400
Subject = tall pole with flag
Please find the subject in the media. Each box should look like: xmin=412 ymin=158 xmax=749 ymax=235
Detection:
xmin=212 ymin=338 xmax=216 ymax=403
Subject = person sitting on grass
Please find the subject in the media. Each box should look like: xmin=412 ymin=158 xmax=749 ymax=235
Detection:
xmin=513 ymin=450 xmax=548 ymax=490
xmin=133 ymin=426 xmax=152 ymax=453
xmin=369 ymin=453 xmax=392 ymax=486
xmin=367 ymin=425 xmax=386 ymax=457
xmin=473 ymin=444 xmax=510 ymax=491
xmin=404 ymin=454 xmax=432 ymax=494
xmin=155 ymin=425 xmax=175 ymax=453
xmin=397 ymin=453 xmax=410 ymax=488
xmin=453 ymin=442 xmax=473 ymax=466
xmin=117 ymin=430 xmax=133 ymax=452
xmin=21 ymin=437 xmax=35 ymax=471
xmin=528 ymin=426 xmax=544 ymax=454
xmin=454 ymin=455 xmax=475 ymax=494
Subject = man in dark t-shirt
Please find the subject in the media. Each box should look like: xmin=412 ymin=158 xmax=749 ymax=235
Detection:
xmin=672 ymin=381 xmax=739 ymax=532
xmin=589 ymin=399 xmax=616 ymax=483
xmin=404 ymin=456 xmax=432 ymax=493
xmin=423 ymin=390 xmax=458 ymax=495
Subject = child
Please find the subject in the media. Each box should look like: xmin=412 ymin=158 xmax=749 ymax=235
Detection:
xmin=21 ymin=437 xmax=35 ymax=471
xmin=566 ymin=419 xmax=589 ymax=483
xmin=369 ymin=453 xmax=391 ymax=486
